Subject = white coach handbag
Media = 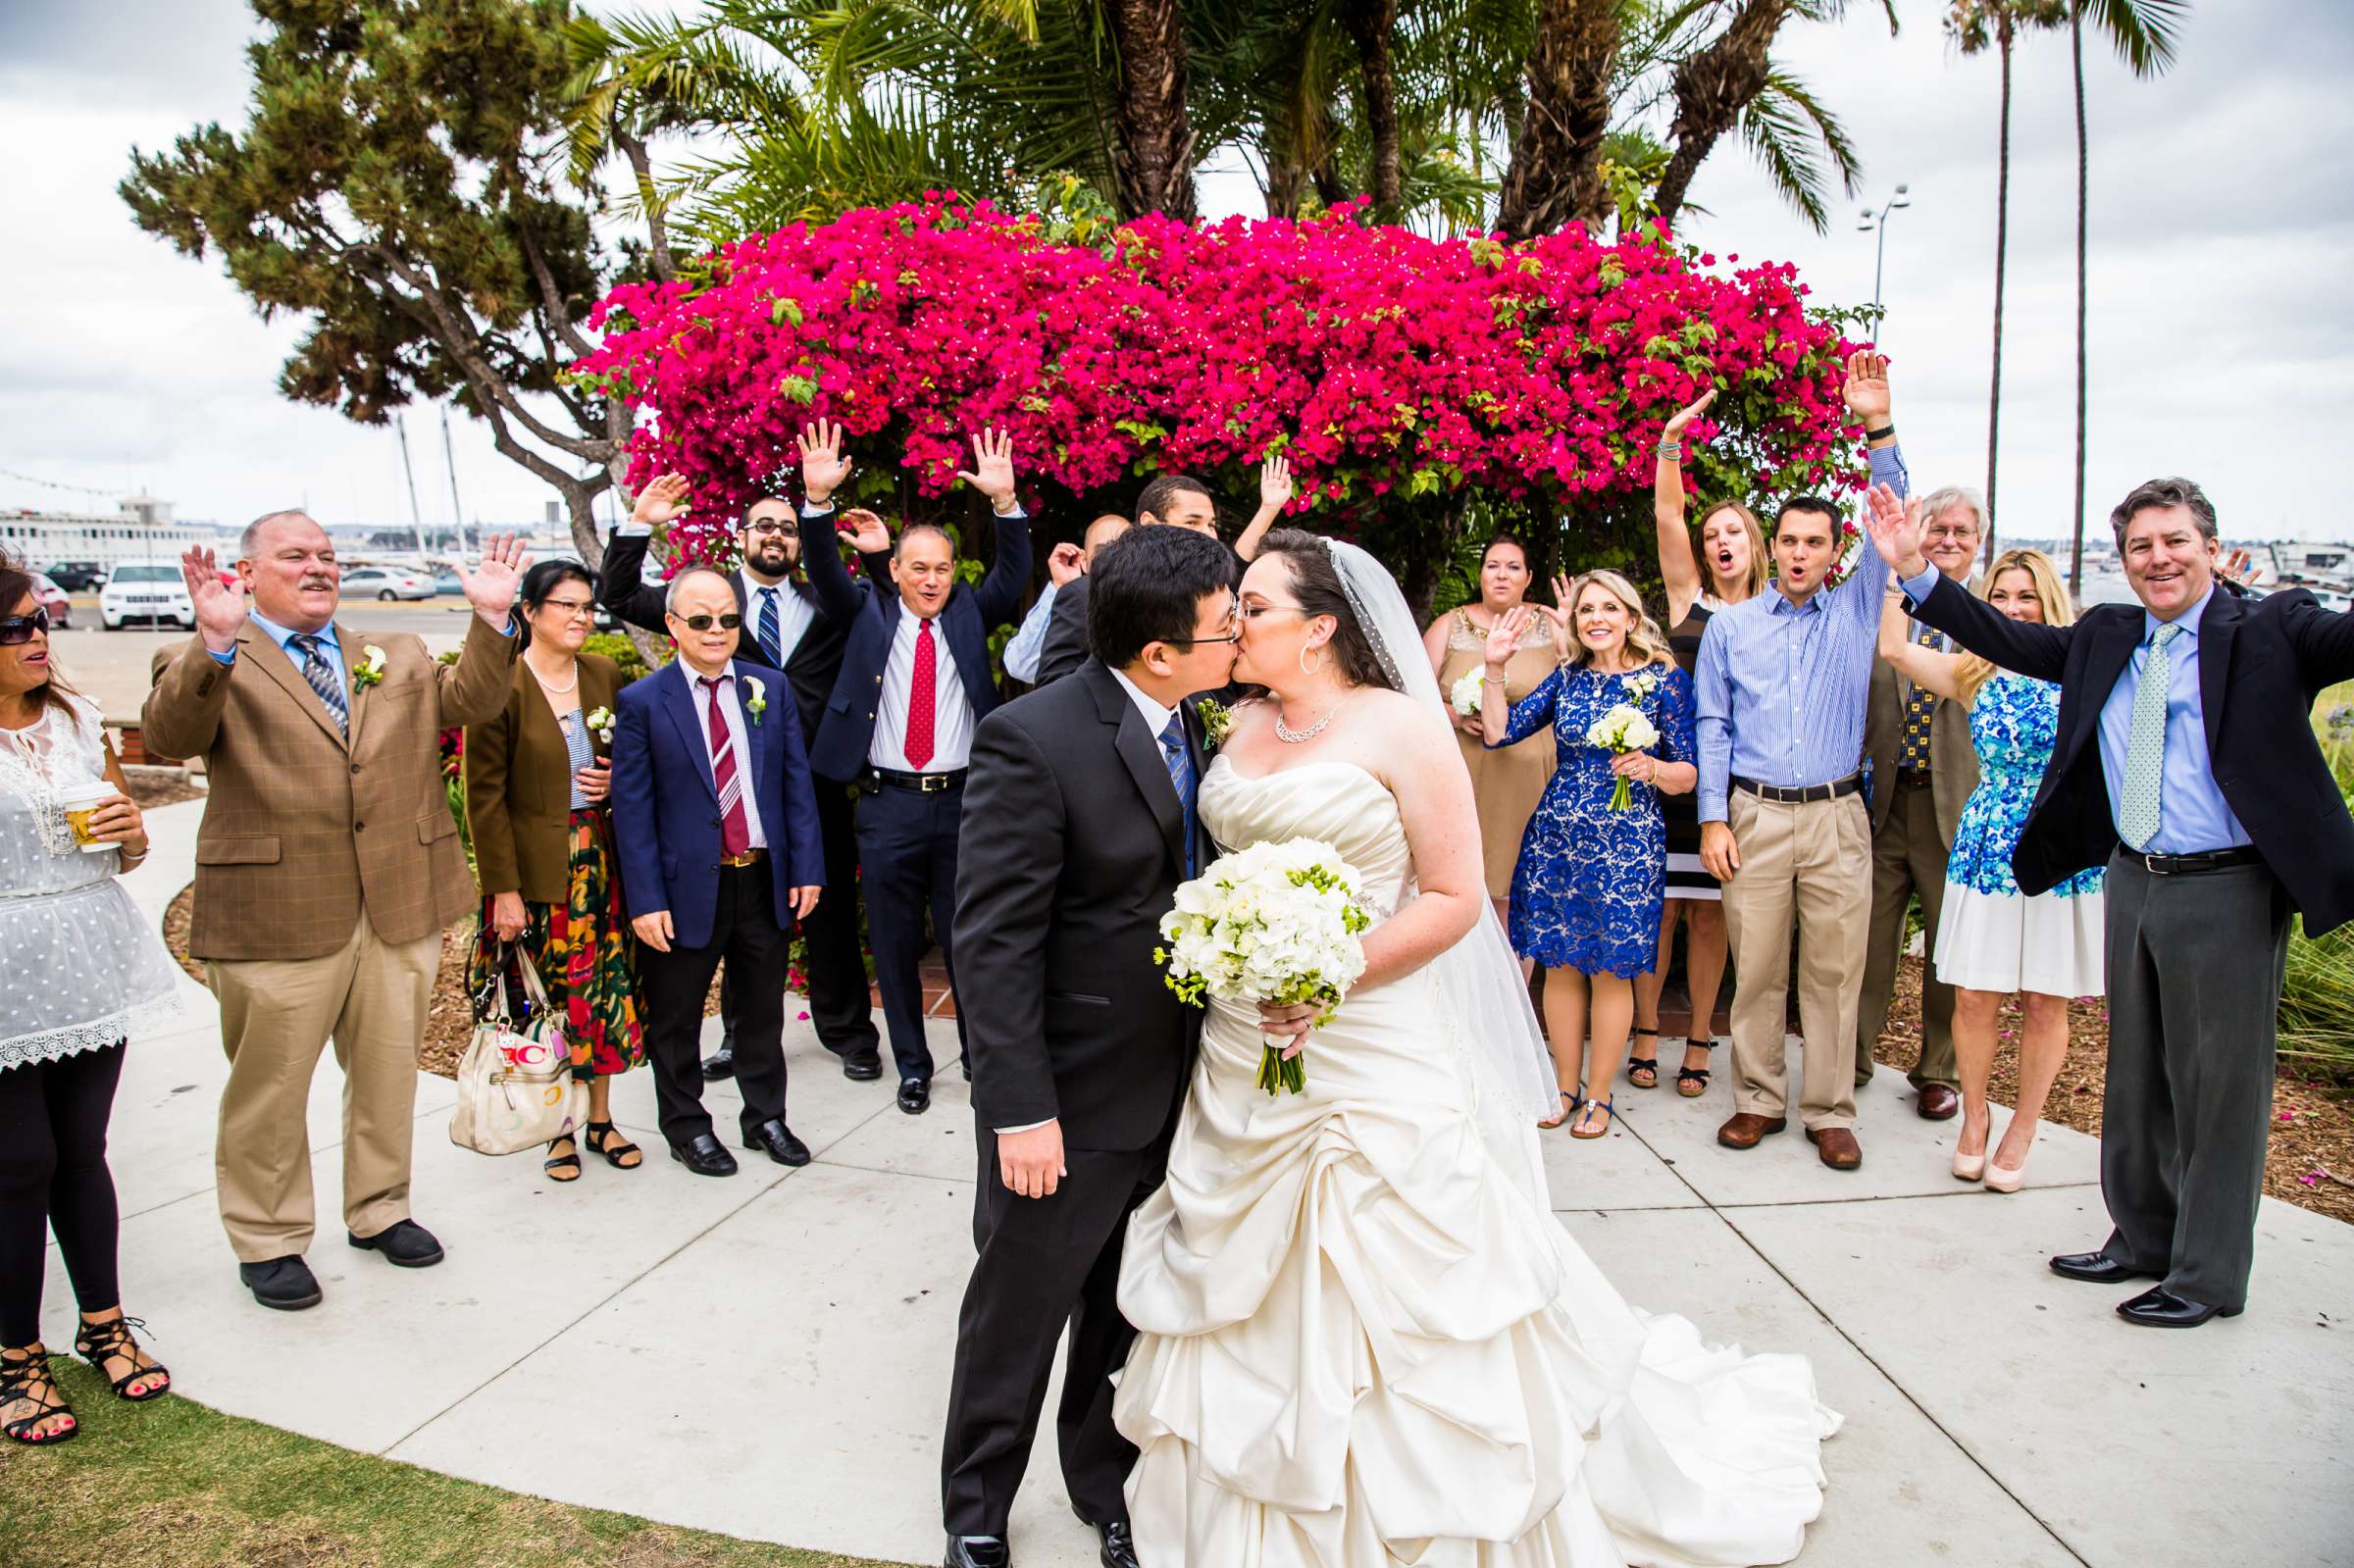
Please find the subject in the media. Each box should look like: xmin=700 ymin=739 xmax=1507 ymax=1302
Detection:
xmin=450 ymin=944 xmax=588 ymax=1156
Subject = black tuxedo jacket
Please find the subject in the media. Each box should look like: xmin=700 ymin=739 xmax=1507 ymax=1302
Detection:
xmin=952 ymin=661 xmax=1213 ymax=1150
xmin=799 ymin=505 xmax=1032 ymax=783
xmin=595 ymin=529 xmax=892 ymax=749
xmin=1908 ymin=573 xmax=2354 ymax=934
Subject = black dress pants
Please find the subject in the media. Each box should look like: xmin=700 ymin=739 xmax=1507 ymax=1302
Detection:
xmin=941 ymin=1131 xmax=1167 ymax=1537
xmin=714 ymin=784 xmax=878 ymax=1060
xmin=1 ymin=1040 xmax=126 ymax=1345
xmin=640 ymin=866 xmax=790 ymax=1148
xmin=856 ymin=782 xmax=967 ymax=1084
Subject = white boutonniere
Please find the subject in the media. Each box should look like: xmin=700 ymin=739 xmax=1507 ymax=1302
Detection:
xmin=353 ymin=644 xmax=388 ymax=690
xmin=743 ymin=675 xmax=768 ymax=726
xmin=1622 ymin=668 xmax=1658 ymax=705
xmin=1195 ymin=697 xmax=1233 ymax=750
xmin=584 ymin=706 xmax=616 ymax=745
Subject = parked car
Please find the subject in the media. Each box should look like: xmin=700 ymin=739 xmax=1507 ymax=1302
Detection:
xmin=431 ymin=567 xmax=463 ymax=595
xmin=341 ymin=565 xmax=435 ymax=601
xmin=30 ymin=573 xmax=72 ymax=629
xmin=100 ymin=563 xmax=195 ymax=631
xmin=41 ymin=561 xmax=104 ymax=592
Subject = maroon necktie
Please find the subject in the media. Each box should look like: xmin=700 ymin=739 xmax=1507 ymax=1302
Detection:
xmin=700 ymin=676 xmax=751 ymax=857
xmin=904 ymin=620 xmax=938 ymax=771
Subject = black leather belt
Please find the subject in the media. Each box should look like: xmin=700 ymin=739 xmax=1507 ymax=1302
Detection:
xmin=868 ymin=767 xmax=967 ymax=793
xmin=1732 ymin=774 xmax=1861 ymax=804
xmin=2124 ymin=843 xmax=2265 ymax=877
xmin=1895 ymin=767 xmax=1934 ymax=787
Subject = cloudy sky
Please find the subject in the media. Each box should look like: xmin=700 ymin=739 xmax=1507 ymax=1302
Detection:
xmin=2 ymin=0 xmax=2348 ymax=550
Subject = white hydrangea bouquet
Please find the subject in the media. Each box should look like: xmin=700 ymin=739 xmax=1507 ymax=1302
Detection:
xmin=1586 ymin=702 xmax=1662 ymax=812
xmin=1154 ymin=837 xmax=1373 ymax=1095
xmin=1448 ymin=669 xmax=1485 ymax=718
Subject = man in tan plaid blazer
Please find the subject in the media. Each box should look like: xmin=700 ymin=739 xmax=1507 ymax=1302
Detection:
xmin=142 ymin=513 xmax=525 ymax=1311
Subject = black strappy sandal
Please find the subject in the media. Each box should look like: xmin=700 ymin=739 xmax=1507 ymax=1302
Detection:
xmin=1625 ymin=1028 xmax=1661 ymax=1089
xmin=584 ymin=1121 xmax=642 ymax=1171
xmin=74 ymin=1315 xmax=170 ymax=1402
xmin=1 ymin=1347 xmax=76 ymax=1444
xmin=544 ymin=1134 xmax=583 ymax=1183
xmin=1676 ymin=1037 xmax=1716 ymax=1098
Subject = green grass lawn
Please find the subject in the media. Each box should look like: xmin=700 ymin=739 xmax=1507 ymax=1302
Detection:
xmin=0 ymin=1358 xmax=920 ymax=1568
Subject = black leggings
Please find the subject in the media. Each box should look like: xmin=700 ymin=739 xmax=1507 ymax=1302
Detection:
xmin=0 ymin=1041 xmax=125 ymax=1345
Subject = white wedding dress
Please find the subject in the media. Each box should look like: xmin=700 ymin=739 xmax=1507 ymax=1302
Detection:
xmin=1112 ymin=756 xmax=1840 ymax=1567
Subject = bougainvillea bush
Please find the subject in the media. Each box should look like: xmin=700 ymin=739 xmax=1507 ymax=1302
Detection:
xmin=577 ymin=198 xmax=1866 ymax=596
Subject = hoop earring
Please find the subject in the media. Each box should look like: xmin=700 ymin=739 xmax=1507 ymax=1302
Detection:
xmin=1299 ymin=644 xmax=1326 ymax=677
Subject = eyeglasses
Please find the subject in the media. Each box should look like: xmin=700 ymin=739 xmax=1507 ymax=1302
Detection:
xmin=1241 ymin=601 xmax=1307 ymax=621
xmin=1169 ymin=629 xmax=1244 ymax=647
xmin=745 ymin=522 xmax=794 ymax=538
xmin=672 ymin=613 xmax=742 ymax=632
xmin=538 ymin=598 xmax=596 ymax=621
xmin=0 ymin=607 xmax=50 ymax=646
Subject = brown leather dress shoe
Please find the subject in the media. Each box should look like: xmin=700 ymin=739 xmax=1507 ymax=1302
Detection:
xmin=1916 ymin=1084 xmax=1961 ymax=1120
xmin=1807 ymin=1127 xmax=1863 ymax=1169
xmin=1716 ymin=1112 xmax=1788 ymax=1149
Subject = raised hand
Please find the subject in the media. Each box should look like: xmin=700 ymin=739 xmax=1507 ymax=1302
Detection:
xmin=457 ymin=532 xmax=532 ymax=628
xmin=181 ymin=545 xmax=252 ymax=651
xmin=839 ymin=508 xmax=893 ymax=555
xmin=631 ymin=473 xmax=691 ymax=528
xmin=1662 ymin=388 xmax=1717 ymax=442
xmin=2218 ymin=546 xmax=2262 ymax=591
xmin=1863 ymin=483 xmax=1929 ymax=578
xmin=1259 ymin=452 xmax=1295 ymax=512
xmin=1843 ymin=349 xmax=1893 ymax=426
xmin=1484 ymin=605 xmax=1531 ymax=667
xmin=1047 ymin=541 xmax=1086 ymax=587
xmin=1532 ymin=600 xmax=1573 ymax=663
xmin=955 ymin=428 xmax=1018 ymax=509
xmin=797 ymin=419 xmax=853 ymax=505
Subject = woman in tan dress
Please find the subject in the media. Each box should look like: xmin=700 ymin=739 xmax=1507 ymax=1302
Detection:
xmin=1422 ymin=536 xmax=1558 ymax=924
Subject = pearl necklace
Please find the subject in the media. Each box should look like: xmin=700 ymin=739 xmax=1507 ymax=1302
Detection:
xmin=527 ymin=657 xmax=579 ymax=694
xmin=1274 ymin=702 xmax=1339 ymax=744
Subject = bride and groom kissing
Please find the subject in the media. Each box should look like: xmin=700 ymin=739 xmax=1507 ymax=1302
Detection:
xmin=942 ymin=525 xmax=1840 ymax=1568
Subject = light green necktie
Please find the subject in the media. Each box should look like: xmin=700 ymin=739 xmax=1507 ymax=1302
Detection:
xmin=2117 ymin=622 xmax=2184 ymax=850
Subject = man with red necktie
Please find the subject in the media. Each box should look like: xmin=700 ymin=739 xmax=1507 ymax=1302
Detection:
xmin=797 ymin=424 xmax=1034 ymax=1115
xmin=610 ymin=569 xmax=825 ymax=1176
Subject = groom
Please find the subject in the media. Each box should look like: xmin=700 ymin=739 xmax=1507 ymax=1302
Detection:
xmin=940 ymin=526 xmax=1240 ymax=1568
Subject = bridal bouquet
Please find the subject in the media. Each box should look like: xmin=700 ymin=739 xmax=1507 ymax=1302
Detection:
xmin=1448 ymin=669 xmax=1486 ymax=718
xmin=1586 ymin=703 xmax=1662 ymax=812
xmin=1154 ymin=837 xmax=1372 ymax=1095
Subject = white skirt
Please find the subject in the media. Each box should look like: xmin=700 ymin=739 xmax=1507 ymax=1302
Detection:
xmin=1931 ymin=880 xmax=2104 ymax=998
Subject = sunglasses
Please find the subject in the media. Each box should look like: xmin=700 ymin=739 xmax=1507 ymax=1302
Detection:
xmin=672 ymin=612 xmax=743 ymax=632
xmin=0 ymin=607 xmax=50 ymax=646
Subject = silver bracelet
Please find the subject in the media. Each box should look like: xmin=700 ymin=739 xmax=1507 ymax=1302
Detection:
xmin=1658 ymin=442 xmax=1683 ymax=460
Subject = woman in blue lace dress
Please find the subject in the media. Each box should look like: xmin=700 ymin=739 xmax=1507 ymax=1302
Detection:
xmin=1879 ymin=549 xmax=2103 ymax=1192
xmin=1483 ymin=570 xmax=1697 ymax=1138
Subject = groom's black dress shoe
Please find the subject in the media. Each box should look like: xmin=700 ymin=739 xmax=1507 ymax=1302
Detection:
xmin=898 ymin=1077 xmax=932 ymax=1115
xmin=239 ymin=1255 xmax=323 ymax=1311
xmin=347 ymin=1219 xmax=444 ymax=1268
xmin=744 ymin=1118 xmax=812 ymax=1167
xmin=944 ymin=1536 xmax=1009 ymax=1568
xmin=2049 ymin=1250 xmax=2162 ymax=1285
xmin=1073 ymin=1512 xmax=1140 ymax=1568
xmin=671 ymin=1133 xmax=739 ymax=1177
xmin=701 ymin=1045 xmax=737 ymax=1082
xmin=2117 ymin=1285 xmax=2241 ymax=1329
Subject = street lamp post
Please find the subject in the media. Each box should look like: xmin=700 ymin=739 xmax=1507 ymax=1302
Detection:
xmin=1857 ymin=183 xmax=1914 ymax=322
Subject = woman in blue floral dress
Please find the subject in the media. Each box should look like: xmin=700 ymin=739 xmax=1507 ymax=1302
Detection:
xmin=1483 ymin=570 xmax=1698 ymax=1138
xmin=1879 ymin=549 xmax=2103 ymax=1192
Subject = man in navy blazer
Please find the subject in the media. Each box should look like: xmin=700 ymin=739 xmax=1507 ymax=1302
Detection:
xmin=794 ymin=422 xmax=1033 ymax=1114
xmin=611 ymin=569 xmax=826 ymax=1177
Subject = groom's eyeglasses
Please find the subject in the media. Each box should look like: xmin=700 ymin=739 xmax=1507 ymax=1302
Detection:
xmin=1168 ymin=611 xmax=1244 ymax=648
xmin=0 ymin=607 xmax=51 ymax=645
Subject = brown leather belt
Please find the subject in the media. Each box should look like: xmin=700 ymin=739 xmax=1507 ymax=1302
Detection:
xmin=718 ymin=848 xmax=768 ymax=869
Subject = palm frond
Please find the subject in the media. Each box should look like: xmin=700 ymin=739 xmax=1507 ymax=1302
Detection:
xmin=1737 ymin=65 xmax=1864 ymax=234
xmin=2079 ymin=0 xmax=2187 ymax=76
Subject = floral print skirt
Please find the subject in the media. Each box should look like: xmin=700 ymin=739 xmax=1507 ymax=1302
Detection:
xmin=471 ymin=810 xmax=643 ymax=1080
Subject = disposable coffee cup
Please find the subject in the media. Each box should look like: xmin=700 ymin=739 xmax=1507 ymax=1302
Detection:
xmin=57 ymin=780 xmax=118 ymax=853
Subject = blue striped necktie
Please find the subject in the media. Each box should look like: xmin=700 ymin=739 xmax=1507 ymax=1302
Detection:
xmin=289 ymin=633 xmax=348 ymax=736
xmin=1159 ymin=713 xmax=1196 ymax=878
xmin=756 ymin=586 xmax=783 ymax=666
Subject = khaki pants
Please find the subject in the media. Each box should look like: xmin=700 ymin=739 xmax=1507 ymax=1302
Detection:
xmin=1856 ymin=776 xmax=1959 ymax=1090
xmin=207 ymin=910 xmax=441 ymax=1262
xmin=1719 ymin=789 xmax=1871 ymax=1130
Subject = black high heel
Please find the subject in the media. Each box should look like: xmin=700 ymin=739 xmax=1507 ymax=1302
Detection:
xmin=74 ymin=1315 xmax=171 ymax=1402
xmin=584 ymin=1121 xmax=642 ymax=1170
xmin=1 ymin=1347 xmax=75 ymax=1443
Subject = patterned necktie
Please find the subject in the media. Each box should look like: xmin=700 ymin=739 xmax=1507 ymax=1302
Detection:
xmin=700 ymin=677 xmax=751 ymax=857
xmin=903 ymin=620 xmax=938 ymax=771
xmin=288 ymin=632 xmax=348 ymax=736
xmin=1897 ymin=622 xmax=1939 ymax=769
xmin=2117 ymin=622 xmax=2184 ymax=850
xmin=756 ymin=586 xmax=783 ymax=667
xmin=1159 ymin=713 xmax=1196 ymax=878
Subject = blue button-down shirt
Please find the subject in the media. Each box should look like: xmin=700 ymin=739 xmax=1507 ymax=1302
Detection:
xmin=1695 ymin=444 xmax=1908 ymax=822
xmin=210 ymin=611 xmax=345 ymax=686
xmin=1002 ymin=581 xmax=1060 ymax=683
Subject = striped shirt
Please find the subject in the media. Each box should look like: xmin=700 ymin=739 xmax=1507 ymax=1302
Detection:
xmin=1695 ymin=444 xmax=1910 ymax=822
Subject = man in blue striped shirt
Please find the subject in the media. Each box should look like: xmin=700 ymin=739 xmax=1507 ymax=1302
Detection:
xmin=1695 ymin=352 xmax=1908 ymax=1170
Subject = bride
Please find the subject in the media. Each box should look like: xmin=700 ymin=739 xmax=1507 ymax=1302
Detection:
xmin=1111 ymin=531 xmax=1840 ymax=1567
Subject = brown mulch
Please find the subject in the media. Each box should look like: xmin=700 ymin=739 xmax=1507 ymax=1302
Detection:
xmin=1872 ymin=952 xmax=2354 ymax=1226
xmin=125 ymin=769 xmax=207 ymax=810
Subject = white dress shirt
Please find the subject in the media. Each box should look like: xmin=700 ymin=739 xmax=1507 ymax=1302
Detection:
xmin=741 ymin=570 xmax=815 ymax=667
xmin=684 ymin=659 xmax=768 ymax=849
xmin=869 ymin=608 xmax=977 ymax=773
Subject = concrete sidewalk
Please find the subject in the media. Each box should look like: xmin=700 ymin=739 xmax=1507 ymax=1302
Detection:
xmin=44 ymin=798 xmax=2354 ymax=1568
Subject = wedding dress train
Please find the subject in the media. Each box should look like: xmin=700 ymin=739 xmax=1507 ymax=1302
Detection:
xmin=1113 ymin=757 xmax=1839 ymax=1567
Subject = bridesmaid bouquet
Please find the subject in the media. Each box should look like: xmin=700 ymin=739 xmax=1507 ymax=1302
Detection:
xmin=1448 ymin=670 xmax=1486 ymax=718
xmin=1586 ymin=704 xmax=1662 ymax=811
xmin=1154 ymin=837 xmax=1372 ymax=1095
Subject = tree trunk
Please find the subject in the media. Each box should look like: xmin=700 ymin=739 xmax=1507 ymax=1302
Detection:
xmin=2070 ymin=7 xmax=2088 ymax=596
xmin=1342 ymin=0 xmax=1403 ymax=217
xmin=1652 ymin=0 xmax=1794 ymax=233
xmin=1104 ymin=0 xmax=1197 ymax=221
xmin=1985 ymin=11 xmax=2013 ymax=557
xmin=1496 ymin=0 xmax=1621 ymax=239
xmin=1266 ymin=156 xmax=1309 ymax=219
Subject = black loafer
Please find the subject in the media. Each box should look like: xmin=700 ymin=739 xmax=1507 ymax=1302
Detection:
xmin=1074 ymin=1512 xmax=1139 ymax=1568
xmin=743 ymin=1118 xmax=812 ymax=1166
xmin=2049 ymin=1250 xmax=2162 ymax=1286
xmin=671 ymin=1132 xmax=739 ymax=1177
xmin=945 ymin=1535 xmax=1010 ymax=1568
xmin=897 ymin=1077 xmax=932 ymax=1115
xmin=700 ymin=1047 xmax=737 ymax=1083
xmin=347 ymin=1219 xmax=444 ymax=1268
xmin=841 ymin=1051 xmax=884 ymax=1082
xmin=239 ymin=1254 xmax=323 ymax=1311
xmin=2117 ymin=1285 xmax=2242 ymax=1329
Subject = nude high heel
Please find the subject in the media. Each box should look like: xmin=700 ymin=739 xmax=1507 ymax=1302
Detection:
xmin=1951 ymin=1145 xmax=1986 ymax=1183
xmin=1984 ymin=1147 xmax=2029 ymax=1192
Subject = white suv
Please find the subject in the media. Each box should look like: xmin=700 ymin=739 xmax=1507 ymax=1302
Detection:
xmin=100 ymin=563 xmax=196 ymax=631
